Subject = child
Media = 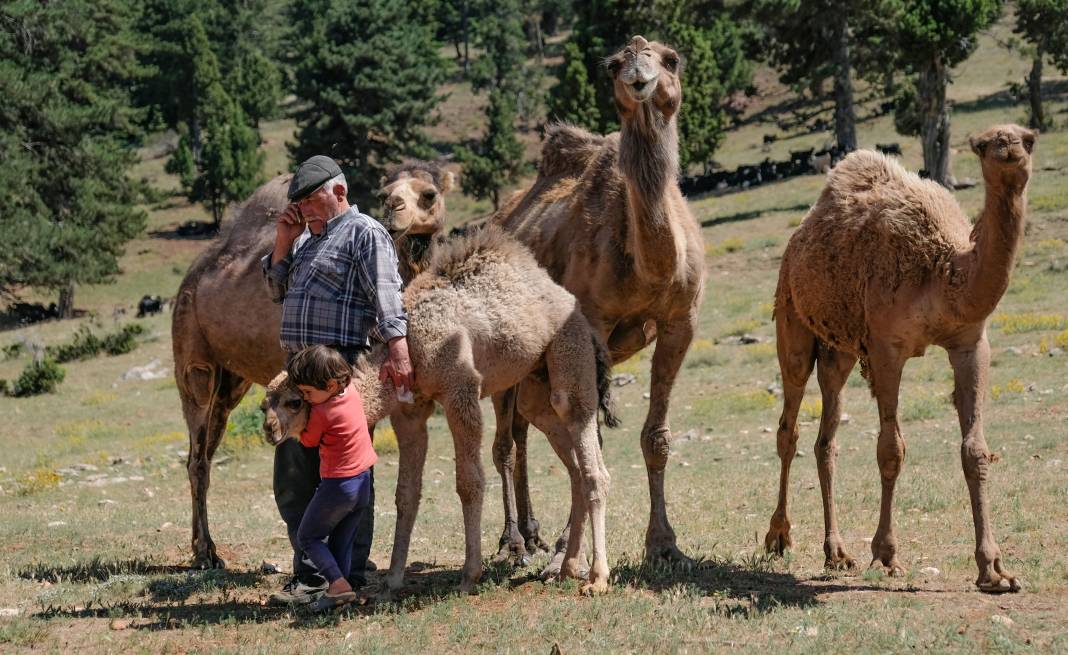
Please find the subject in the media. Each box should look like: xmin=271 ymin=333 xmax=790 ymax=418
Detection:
xmin=286 ymin=345 xmax=376 ymax=612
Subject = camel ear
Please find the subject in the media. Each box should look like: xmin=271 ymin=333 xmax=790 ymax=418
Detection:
xmin=379 ymin=175 xmax=388 ymax=189
xmin=970 ymin=135 xmax=990 ymax=158
xmin=440 ymin=171 xmax=455 ymax=194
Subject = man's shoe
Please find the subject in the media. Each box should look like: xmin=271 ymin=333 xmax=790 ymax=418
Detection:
xmin=268 ymin=577 xmax=328 ymax=606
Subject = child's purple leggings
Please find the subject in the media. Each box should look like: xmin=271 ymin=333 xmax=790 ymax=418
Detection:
xmin=296 ymin=469 xmax=373 ymax=583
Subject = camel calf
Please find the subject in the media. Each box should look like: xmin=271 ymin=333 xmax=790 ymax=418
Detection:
xmin=263 ymin=227 xmax=616 ymax=595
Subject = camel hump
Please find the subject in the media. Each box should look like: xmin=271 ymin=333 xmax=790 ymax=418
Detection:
xmin=825 ymin=149 xmax=920 ymax=199
xmin=422 ymin=224 xmax=536 ymax=285
xmin=539 ymin=122 xmax=610 ymax=178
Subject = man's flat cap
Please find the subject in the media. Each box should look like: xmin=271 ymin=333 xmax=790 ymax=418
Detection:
xmin=288 ymin=155 xmax=342 ymax=201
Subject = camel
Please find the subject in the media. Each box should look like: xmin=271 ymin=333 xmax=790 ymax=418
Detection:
xmin=172 ymin=163 xmax=453 ymax=569
xmin=377 ymin=161 xmax=456 ymax=283
xmin=764 ymin=124 xmax=1035 ymax=593
xmin=261 ymin=227 xmax=616 ymax=594
xmin=490 ymin=35 xmax=704 ymax=566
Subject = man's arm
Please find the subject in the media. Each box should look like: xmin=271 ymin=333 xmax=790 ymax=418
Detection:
xmin=261 ymin=205 xmax=307 ymax=303
xmin=356 ymin=226 xmax=414 ymax=390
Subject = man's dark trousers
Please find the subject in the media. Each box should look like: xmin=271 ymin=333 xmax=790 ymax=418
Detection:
xmin=274 ymin=346 xmax=375 ymax=587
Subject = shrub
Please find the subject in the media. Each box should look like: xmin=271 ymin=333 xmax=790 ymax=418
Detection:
xmin=102 ymin=324 xmax=145 ymax=355
xmin=46 ymin=325 xmax=103 ymax=362
xmin=10 ymin=358 xmax=66 ymax=397
xmin=2 ymin=342 xmax=24 ymax=360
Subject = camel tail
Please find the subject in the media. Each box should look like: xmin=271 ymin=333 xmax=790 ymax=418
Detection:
xmin=593 ymin=334 xmax=621 ymax=429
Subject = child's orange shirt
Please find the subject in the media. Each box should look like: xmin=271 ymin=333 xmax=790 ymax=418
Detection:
xmin=299 ymin=383 xmax=377 ymax=478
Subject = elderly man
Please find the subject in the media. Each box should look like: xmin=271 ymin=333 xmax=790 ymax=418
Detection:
xmin=261 ymin=155 xmax=414 ymax=605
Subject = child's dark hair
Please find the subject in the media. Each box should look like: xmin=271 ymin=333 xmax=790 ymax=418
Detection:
xmin=286 ymin=345 xmax=352 ymax=390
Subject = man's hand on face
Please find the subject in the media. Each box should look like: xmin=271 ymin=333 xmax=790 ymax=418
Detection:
xmin=276 ymin=203 xmax=306 ymax=244
xmin=380 ymin=336 xmax=415 ymax=393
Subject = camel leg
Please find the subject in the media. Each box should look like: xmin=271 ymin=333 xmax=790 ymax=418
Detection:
xmin=765 ymin=304 xmax=816 ymax=555
xmin=641 ymin=316 xmax=696 ymax=563
xmin=180 ymin=364 xmax=250 ymax=569
xmin=444 ymin=379 xmax=487 ymax=593
xmin=513 ymin=412 xmax=550 ymax=554
xmin=814 ymin=345 xmax=859 ymax=570
xmin=948 ymin=339 xmax=1020 ymax=593
xmin=384 ymin=400 xmax=434 ymax=595
xmin=867 ymin=346 xmax=907 ymax=576
xmin=490 ymin=389 xmax=529 ymax=565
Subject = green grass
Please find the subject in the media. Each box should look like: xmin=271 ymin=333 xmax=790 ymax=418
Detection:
xmin=1 ymin=9 xmax=1067 ymax=652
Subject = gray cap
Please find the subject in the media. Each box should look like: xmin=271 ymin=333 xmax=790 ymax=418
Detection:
xmin=288 ymin=155 xmax=342 ymax=201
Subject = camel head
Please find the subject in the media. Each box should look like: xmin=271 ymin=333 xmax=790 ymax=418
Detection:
xmin=606 ymin=35 xmax=682 ymax=121
xmin=261 ymin=372 xmax=309 ymax=446
xmin=377 ymin=162 xmax=454 ymax=238
xmin=969 ymin=124 xmax=1036 ymax=190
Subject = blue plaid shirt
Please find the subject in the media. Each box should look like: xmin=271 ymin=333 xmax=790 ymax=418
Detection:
xmin=261 ymin=206 xmax=407 ymax=352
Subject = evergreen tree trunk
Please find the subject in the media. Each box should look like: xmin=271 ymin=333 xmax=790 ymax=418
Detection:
xmin=918 ymin=55 xmax=951 ymax=188
xmin=1027 ymin=49 xmax=1044 ymax=129
xmin=190 ymin=119 xmax=203 ymax=162
xmin=831 ymin=15 xmax=857 ymax=152
xmin=533 ymin=16 xmax=543 ymax=64
xmin=461 ymin=0 xmax=470 ymax=77
xmin=57 ymin=280 xmax=75 ymax=319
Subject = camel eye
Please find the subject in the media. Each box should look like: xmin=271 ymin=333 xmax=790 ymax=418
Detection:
xmin=663 ymin=55 xmax=679 ymax=72
xmin=285 ymin=399 xmax=303 ymax=410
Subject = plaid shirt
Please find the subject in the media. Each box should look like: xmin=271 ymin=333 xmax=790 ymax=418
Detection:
xmin=261 ymin=206 xmax=407 ymax=352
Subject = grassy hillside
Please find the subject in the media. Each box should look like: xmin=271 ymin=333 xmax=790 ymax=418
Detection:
xmin=1 ymin=11 xmax=1067 ymax=653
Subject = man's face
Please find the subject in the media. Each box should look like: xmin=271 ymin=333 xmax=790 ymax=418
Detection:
xmin=295 ymin=182 xmax=343 ymax=232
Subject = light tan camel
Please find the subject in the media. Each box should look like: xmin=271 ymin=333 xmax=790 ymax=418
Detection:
xmin=261 ymin=227 xmax=616 ymax=594
xmin=491 ymin=35 xmax=704 ymax=566
xmin=172 ymin=164 xmax=453 ymax=569
xmin=377 ymin=161 xmax=456 ymax=283
xmin=765 ymin=124 xmax=1035 ymax=593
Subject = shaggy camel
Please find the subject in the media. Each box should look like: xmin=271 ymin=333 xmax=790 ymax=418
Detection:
xmin=262 ymin=227 xmax=616 ymax=594
xmin=492 ymin=35 xmax=704 ymax=566
xmin=172 ymin=164 xmax=453 ymax=569
xmin=765 ymin=124 xmax=1035 ymax=593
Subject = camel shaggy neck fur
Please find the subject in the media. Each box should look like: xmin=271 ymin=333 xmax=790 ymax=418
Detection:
xmin=765 ymin=124 xmax=1035 ymax=594
xmin=491 ymin=35 xmax=704 ymax=565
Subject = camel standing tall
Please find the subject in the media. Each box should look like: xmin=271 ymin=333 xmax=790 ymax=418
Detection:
xmin=172 ymin=165 xmax=452 ymax=569
xmin=262 ymin=227 xmax=616 ymax=594
xmin=492 ymin=36 xmax=705 ymax=564
xmin=765 ymin=124 xmax=1035 ymax=593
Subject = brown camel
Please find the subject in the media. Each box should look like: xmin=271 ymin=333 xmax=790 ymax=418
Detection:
xmin=262 ymin=227 xmax=616 ymax=594
xmin=491 ymin=35 xmax=704 ymax=566
xmin=377 ymin=161 xmax=456 ymax=283
xmin=172 ymin=164 xmax=453 ymax=569
xmin=765 ymin=124 xmax=1035 ymax=593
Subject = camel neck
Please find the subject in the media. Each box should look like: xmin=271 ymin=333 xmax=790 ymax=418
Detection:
xmin=618 ymin=104 xmax=684 ymax=282
xmin=958 ymin=182 xmax=1026 ymax=322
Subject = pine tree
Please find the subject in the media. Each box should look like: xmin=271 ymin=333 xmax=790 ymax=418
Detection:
xmin=289 ymin=0 xmax=447 ymax=202
xmin=895 ymin=0 xmax=1002 ymax=186
xmin=548 ymin=41 xmax=601 ymax=129
xmin=455 ymin=0 xmax=529 ymax=209
xmin=0 ymin=0 xmax=148 ymax=316
xmin=163 ymin=16 xmax=264 ymax=228
xmin=1014 ymin=0 xmax=1068 ymax=129
xmin=661 ymin=13 xmax=751 ymax=172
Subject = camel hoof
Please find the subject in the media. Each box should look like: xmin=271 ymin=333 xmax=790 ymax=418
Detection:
xmin=764 ymin=529 xmax=791 ymax=556
xmin=867 ymin=558 xmax=905 ymax=578
xmin=977 ymin=575 xmax=1021 ymax=594
xmin=525 ymin=535 xmax=551 ymax=555
xmin=825 ymin=555 xmax=858 ymax=571
xmin=458 ymin=579 xmax=480 ymax=595
xmin=191 ymin=553 xmax=225 ymax=570
xmin=581 ymin=580 xmax=610 ymax=596
xmin=645 ymin=543 xmax=695 ymax=569
xmin=492 ymin=543 xmax=531 ymax=568
xmin=540 ymin=553 xmax=565 ymax=581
